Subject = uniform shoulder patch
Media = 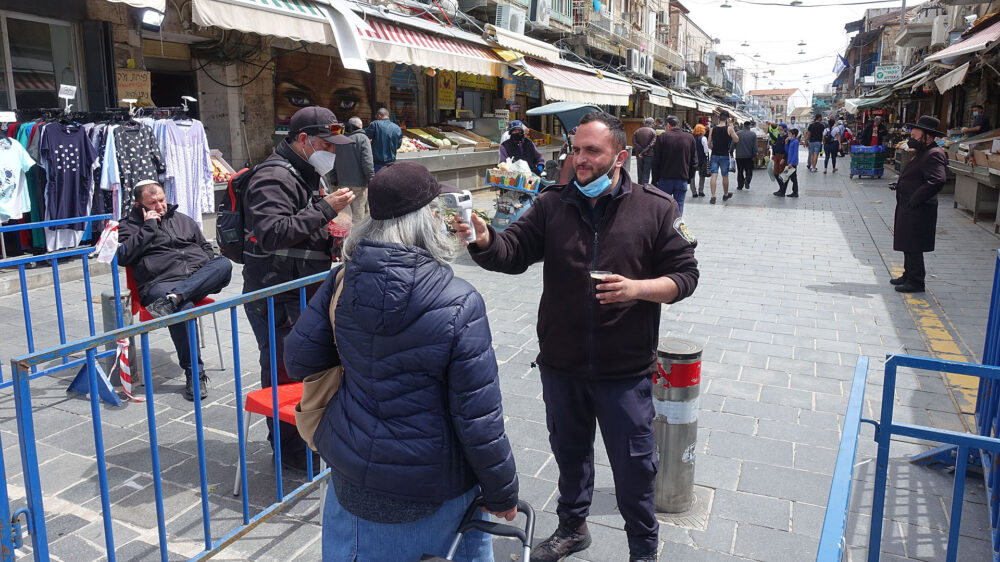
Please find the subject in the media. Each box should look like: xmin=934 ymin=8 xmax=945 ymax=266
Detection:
xmin=673 ymin=217 xmax=696 ymax=244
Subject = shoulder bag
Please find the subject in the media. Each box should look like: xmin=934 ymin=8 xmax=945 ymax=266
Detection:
xmin=294 ymin=267 xmax=346 ymax=451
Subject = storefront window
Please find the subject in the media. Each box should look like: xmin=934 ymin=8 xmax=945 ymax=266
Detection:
xmin=0 ymin=12 xmax=80 ymax=110
xmin=390 ymin=65 xmax=418 ymax=127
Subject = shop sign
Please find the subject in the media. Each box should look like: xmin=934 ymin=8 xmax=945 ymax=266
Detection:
xmin=871 ymin=108 xmax=887 ymax=116
xmin=438 ymin=70 xmax=456 ymax=110
xmin=502 ymin=71 xmax=516 ymax=104
xmin=873 ymin=64 xmax=901 ymax=85
xmin=516 ymin=75 xmax=540 ymax=98
xmin=509 ymin=104 xmax=521 ymax=111
xmin=457 ymin=73 xmax=497 ymax=90
xmin=116 ymin=69 xmax=152 ymax=106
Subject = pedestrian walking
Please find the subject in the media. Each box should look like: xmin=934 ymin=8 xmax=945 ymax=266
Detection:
xmin=691 ymin=124 xmax=709 ymax=198
xmin=365 ymin=107 xmax=402 ymax=172
xmin=455 ymin=111 xmax=700 ymax=562
xmin=283 ymin=162 xmax=519 ymax=561
xmin=332 ymin=116 xmax=374 ymax=218
xmin=632 ymin=117 xmax=657 ymax=185
xmin=651 ymin=115 xmax=698 ymax=214
xmin=806 ymin=114 xmax=825 ymax=172
xmin=822 ymin=118 xmax=841 ymax=174
xmin=734 ymin=121 xmax=757 ymax=191
xmin=774 ymin=128 xmax=800 ymax=197
xmin=242 ymin=106 xmax=355 ymax=473
xmin=707 ymin=111 xmax=739 ymax=204
xmin=891 ymin=115 xmax=948 ymax=293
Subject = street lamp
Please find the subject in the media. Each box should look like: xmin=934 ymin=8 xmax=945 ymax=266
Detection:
xmin=798 ymin=40 xmax=807 ymax=46
xmin=741 ymin=41 xmax=750 ymax=47
xmin=753 ymin=53 xmax=761 ymax=58
xmin=798 ymin=49 xmax=806 ymax=55
xmin=790 ymin=0 xmax=802 ymax=5
xmin=721 ymin=0 xmax=733 ymax=7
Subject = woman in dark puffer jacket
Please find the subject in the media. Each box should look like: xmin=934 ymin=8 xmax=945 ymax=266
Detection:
xmin=284 ymin=162 xmax=518 ymax=561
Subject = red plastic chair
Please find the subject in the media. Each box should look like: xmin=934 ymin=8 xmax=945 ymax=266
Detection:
xmin=124 ymin=267 xmax=225 ymax=369
xmin=232 ymin=383 xmax=327 ymax=498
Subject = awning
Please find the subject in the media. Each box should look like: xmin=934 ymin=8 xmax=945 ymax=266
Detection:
xmin=696 ymin=101 xmax=716 ymax=113
xmin=107 ymin=0 xmax=166 ymax=10
xmin=193 ymin=0 xmax=370 ymax=71
xmin=911 ymin=74 xmax=934 ymax=92
xmin=926 ymin=19 xmax=1000 ymax=62
xmin=483 ymin=24 xmax=560 ymax=63
xmin=670 ymin=91 xmax=698 ymax=109
xmin=844 ymin=94 xmax=890 ymax=113
xmin=516 ymin=58 xmax=632 ymax=106
xmin=893 ymin=70 xmax=931 ymax=91
xmin=362 ymin=19 xmax=506 ymax=77
xmin=649 ymin=86 xmax=671 ymax=108
xmin=934 ymin=62 xmax=970 ymax=93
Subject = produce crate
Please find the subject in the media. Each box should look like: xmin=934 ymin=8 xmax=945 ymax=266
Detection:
xmin=427 ymin=126 xmax=479 ymax=152
xmin=850 ymin=145 xmax=884 ymax=154
xmin=440 ymin=126 xmax=496 ymax=151
xmin=402 ymin=130 xmax=439 ymax=150
xmin=408 ymin=128 xmax=457 ymax=150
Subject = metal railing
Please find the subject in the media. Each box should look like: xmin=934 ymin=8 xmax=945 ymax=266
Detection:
xmin=2 ymin=270 xmax=331 ymax=561
xmin=0 ymin=215 xmax=123 ymax=387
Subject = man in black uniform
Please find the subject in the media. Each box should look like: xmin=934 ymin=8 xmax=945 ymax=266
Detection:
xmin=242 ymin=106 xmax=355 ymax=471
xmin=456 ymin=111 xmax=699 ymax=562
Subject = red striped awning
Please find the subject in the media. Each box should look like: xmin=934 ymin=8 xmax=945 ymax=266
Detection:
xmin=13 ymin=73 xmax=57 ymax=92
xmin=361 ymin=19 xmax=506 ymax=78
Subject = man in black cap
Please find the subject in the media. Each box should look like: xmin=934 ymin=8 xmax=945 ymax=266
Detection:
xmin=242 ymin=106 xmax=356 ymax=472
xmin=891 ymin=115 xmax=948 ymax=293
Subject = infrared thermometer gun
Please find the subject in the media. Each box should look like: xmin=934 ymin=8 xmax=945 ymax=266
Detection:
xmin=441 ymin=190 xmax=476 ymax=243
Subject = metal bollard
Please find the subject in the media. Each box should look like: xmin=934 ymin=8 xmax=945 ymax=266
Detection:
xmin=653 ymin=338 xmax=702 ymax=513
xmin=100 ymin=290 xmax=140 ymax=385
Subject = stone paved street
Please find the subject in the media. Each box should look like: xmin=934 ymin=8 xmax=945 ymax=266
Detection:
xmin=0 ymin=152 xmax=997 ymax=560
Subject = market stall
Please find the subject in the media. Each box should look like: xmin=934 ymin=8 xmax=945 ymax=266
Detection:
xmin=945 ymin=129 xmax=1000 ymax=227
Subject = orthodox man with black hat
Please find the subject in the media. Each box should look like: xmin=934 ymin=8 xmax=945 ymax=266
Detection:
xmin=456 ymin=111 xmax=699 ymax=562
xmin=891 ymin=115 xmax=948 ymax=293
xmin=242 ymin=106 xmax=356 ymax=473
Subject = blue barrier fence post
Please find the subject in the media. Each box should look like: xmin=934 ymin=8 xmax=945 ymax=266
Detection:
xmin=11 ymin=360 xmax=48 ymax=561
xmin=0 ymin=430 xmax=15 ymax=562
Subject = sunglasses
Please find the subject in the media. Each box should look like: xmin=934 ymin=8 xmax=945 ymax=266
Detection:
xmin=301 ymin=122 xmax=344 ymax=135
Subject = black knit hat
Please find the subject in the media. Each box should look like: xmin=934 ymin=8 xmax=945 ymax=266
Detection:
xmin=368 ymin=162 xmax=461 ymax=220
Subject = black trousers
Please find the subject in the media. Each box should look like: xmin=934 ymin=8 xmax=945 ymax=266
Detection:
xmin=735 ymin=157 xmax=754 ymax=188
xmin=540 ymin=368 xmax=658 ymax=556
xmin=636 ymin=155 xmax=652 ymax=185
xmin=904 ymin=251 xmax=926 ymax=285
xmin=776 ymin=170 xmax=799 ymax=195
xmin=142 ymin=256 xmax=233 ymax=374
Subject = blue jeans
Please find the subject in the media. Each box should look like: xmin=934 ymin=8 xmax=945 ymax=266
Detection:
xmin=709 ymin=155 xmax=730 ymax=175
xmin=323 ymin=484 xmax=493 ymax=561
xmin=657 ymin=178 xmax=688 ymax=215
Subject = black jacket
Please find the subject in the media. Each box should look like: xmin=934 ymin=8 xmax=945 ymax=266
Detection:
xmin=242 ymin=139 xmax=339 ymax=295
xmin=118 ymin=204 xmax=213 ymax=302
xmin=652 ymin=128 xmax=699 ymax=183
xmin=284 ymin=242 xmax=518 ymax=512
xmin=894 ymin=145 xmax=947 ymax=253
xmin=861 ymin=123 xmax=888 ymax=146
xmin=469 ymin=170 xmax=699 ymax=380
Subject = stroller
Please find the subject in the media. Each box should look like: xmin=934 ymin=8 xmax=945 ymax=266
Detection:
xmin=420 ymin=497 xmax=535 ymax=561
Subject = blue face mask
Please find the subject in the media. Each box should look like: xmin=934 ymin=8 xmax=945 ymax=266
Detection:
xmin=574 ymin=158 xmax=618 ymax=198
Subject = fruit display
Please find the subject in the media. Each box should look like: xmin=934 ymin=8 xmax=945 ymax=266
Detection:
xmin=408 ymin=128 xmax=455 ymax=149
xmin=211 ymin=156 xmax=234 ymax=183
xmin=398 ymin=137 xmax=433 ymax=153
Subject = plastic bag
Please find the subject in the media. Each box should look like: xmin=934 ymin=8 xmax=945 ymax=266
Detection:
xmin=778 ymin=165 xmax=796 ymax=182
xmin=92 ymin=221 xmax=119 ymax=264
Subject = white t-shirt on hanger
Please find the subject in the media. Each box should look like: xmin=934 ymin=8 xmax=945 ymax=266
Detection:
xmin=0 ymin=138 xmax=36 ymax=222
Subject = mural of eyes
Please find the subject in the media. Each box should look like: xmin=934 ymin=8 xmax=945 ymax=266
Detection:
xmin=287 ymin=92 xmax=312 ymax=108
xmin=338 ymin=98 xmax=358 ymax=111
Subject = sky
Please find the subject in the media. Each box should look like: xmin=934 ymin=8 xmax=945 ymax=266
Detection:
xmin=680 ymin=0 xmax=911 ymax=100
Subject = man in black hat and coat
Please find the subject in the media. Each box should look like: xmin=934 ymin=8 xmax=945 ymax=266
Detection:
xmin=891 ymin=115 xmax=948 ymax=293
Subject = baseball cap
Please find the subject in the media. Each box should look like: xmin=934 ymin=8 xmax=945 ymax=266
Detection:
xmin=288 ymin=106 xmax=354 ymax=145
xmin=368 ymin=162 xmax=462 ymax=220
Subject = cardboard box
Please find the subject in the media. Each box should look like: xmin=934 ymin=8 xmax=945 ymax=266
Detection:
xmin=972 ymin=149 xmax=991 ymax=167
xmin=988 ymin=152 xmax=1000 ymax=171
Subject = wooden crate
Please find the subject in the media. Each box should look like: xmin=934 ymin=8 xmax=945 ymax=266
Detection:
xmin=440 ymin=126 xmax=495 ymax=151
xmin=402 ymin=129 xmax=439 ymax=150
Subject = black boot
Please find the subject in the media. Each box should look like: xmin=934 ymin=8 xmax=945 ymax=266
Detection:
xmin=530 ymin=519 xmax=591 ymax=561
xmin=184 ymin=371 xmax=210 ymax=401
xmin=895 ymin=281 xmax=925 ymax=293
xmin=889 ymin=275 xmax=907 ymax=286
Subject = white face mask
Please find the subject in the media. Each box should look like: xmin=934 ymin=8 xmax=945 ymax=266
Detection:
xmin=305 ymin=137 xmax=337 ymax=175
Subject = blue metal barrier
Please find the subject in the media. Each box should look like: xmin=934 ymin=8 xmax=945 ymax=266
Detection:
xmin=977 ymin=249 xmax=1000 ymax=560
xmin=5 ymin=271 xmax=330 ymax=561
xmin=818 ymin=353 xmax=1000 ymax=562
xmin=0 ymin=214 xmax=122 ymax=387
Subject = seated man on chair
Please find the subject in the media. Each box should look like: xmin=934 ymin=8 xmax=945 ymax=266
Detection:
xmin=118 ymin=180 xmax=233 ymax=401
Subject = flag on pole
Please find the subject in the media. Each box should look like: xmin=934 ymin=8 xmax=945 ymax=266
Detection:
xmin=833 ymin=55 xmax=850 ymax=76
xmin=113 ymin=338 xmax=144 ymax=402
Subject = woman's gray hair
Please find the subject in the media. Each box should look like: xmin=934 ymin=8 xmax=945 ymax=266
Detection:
xmin=341 ymin=199 xmax=460 ymax=264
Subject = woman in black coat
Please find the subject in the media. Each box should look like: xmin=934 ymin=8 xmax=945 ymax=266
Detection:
xmin=891 ymin=115 xmax=948 ymax=293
